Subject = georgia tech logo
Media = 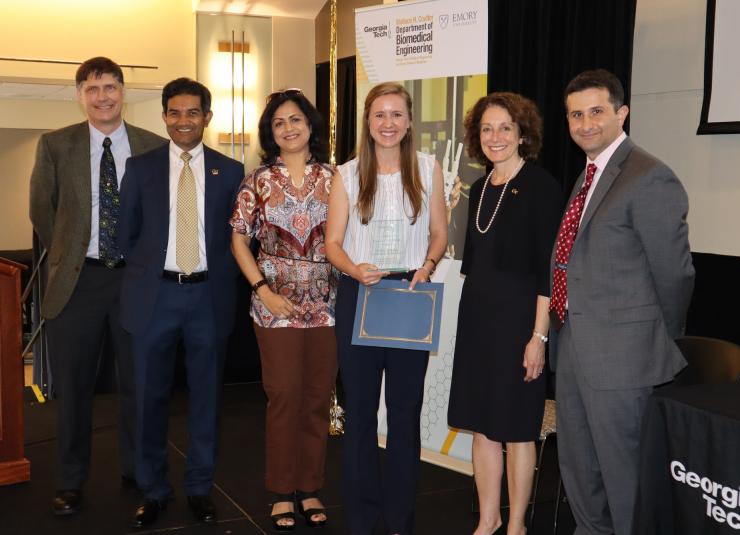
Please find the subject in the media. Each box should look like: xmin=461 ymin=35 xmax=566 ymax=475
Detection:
xmin=671 ymin=460 xmax=740 ymax=529
xmin=363 ymin=22 xmax=390 ymax=39
xmin=439 ymin=14 xmax=449 ymax=29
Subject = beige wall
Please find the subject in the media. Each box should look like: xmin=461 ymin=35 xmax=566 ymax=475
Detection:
xmin=0 ymin=129 xmax=44 ymax=250
xmin=631 ymin=0 xmax=740 ymax=256
xmin=0 ymin=100 xmax=85 ymax=131
xmin=0 ymin=97 xmax=166 ymax=136
xmin=316 ymin=0 xmax=381 ymax=63
xmin=273 ymin=17 xmax=316 ymax=104
xmin=0 ymin=0 xmax=196 ymax=86
xmin=125 ymin=99 xmax=169 ymax=138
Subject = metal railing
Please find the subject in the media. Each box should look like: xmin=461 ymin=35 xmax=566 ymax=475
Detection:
xmin=20 ymin=235 xmax=50 ymax=400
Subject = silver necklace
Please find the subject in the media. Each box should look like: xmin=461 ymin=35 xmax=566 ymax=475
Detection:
xmin=475 ymin=158 xmax=525 ymax=234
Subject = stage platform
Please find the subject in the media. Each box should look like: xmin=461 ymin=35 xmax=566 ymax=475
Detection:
xmin=0 ymin=383 xmax=573 ymax=534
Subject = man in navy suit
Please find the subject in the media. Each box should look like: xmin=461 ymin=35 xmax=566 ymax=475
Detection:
xmin=118 ymin=78 xmax=243 ymax=528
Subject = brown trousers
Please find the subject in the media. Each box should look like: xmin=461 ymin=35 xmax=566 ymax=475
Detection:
xmin=254 ymin=325 xmax=338 ymax=494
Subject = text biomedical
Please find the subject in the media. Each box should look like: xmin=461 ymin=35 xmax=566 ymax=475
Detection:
xmin=396 ymin=23 xmax=433 ymax=57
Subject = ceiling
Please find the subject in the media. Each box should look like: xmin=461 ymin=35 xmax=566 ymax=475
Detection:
xmin=194 ymin=0 xmax=328 ymax=19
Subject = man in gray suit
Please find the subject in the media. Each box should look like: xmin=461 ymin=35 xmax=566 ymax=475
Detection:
xmin=29 ymin=56 xmax=165 ymax=515
xmin=548 ymin=69 xmax=694 ymax=535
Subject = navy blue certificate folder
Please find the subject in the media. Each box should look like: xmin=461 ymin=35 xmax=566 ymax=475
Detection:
xmin=351 ymin=279 xmax=444 ymax=352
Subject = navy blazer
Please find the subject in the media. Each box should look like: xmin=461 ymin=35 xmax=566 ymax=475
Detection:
xmin=118 ymin=143 xmax=243 ymax=335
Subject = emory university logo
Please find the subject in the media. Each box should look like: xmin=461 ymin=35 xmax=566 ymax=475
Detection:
xmin=439 ymin=14 xmax=449 ymax=29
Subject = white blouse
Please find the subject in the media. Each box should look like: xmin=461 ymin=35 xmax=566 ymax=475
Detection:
xmin=338 ymin=151 xmax=435 ymax=270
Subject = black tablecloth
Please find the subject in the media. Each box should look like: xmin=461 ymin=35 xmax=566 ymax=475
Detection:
xmin=634 ymin=382 xmax=740 ymax=534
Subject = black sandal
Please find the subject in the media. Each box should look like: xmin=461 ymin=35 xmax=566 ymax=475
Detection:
xmin=296 ymin=490 xmax=327 ymax=528
xmin=270 ymin=492 xmax=296 ymax=532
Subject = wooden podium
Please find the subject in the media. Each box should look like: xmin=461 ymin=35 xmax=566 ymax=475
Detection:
xmin=0 ymin=257 xmax=30 ymax=485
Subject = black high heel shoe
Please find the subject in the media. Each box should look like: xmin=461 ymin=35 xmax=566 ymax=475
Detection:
xmin=270 ymin=492 xmax=296 ymax=532
xmin=296 ymin=490 xmax=327 ymax=528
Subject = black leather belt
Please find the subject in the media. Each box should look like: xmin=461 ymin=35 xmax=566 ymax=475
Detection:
xmin=162 ymin=270 xmax=208 ymax=284
xmin=85 ymin=257 xmax=126 ymax=268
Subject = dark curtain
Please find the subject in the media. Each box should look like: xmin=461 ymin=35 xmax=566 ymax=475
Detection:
xmin=316 ymin=56 xmax=357 ymax=165
xmin=487 ymin=0 xmax=637 ymax=195
xmin=685 ymin=253 xmax=740 ymax=345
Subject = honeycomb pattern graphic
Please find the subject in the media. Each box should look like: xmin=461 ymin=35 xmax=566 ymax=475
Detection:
xmin=421 ymin=335 xmax=456 ymax=442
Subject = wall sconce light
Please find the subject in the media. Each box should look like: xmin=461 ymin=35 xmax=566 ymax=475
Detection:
xmin=218 ymin=31 xmax=250 ymax=162
xmin=217 ymin=41 xmax=250 ymax=54
xmin=218 ymin=132 xmax=250 ymax=145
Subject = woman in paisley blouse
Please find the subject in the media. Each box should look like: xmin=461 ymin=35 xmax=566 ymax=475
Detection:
xmin=230 ymin=89 xmax=337 ymax=532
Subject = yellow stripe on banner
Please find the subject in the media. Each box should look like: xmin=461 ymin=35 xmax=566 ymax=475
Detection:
xmin=441 ymin=429 xmax=458 ymax=455
xmin=30 ymin=384 xmax=46 ymax=403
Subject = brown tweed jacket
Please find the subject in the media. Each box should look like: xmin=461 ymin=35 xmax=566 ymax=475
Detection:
xmin=29 ymin=121 xmax=166 ymax=319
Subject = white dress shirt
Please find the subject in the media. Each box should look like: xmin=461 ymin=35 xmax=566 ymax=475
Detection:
xmin=580 ymin=131 xmax=628 ymax=222
xmin=163 ymin=141 xmax=208 ymax=272
xmin=87 ymin=122 xmax=131 ymax=258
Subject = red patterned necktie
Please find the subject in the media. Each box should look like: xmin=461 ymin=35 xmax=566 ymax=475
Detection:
xmin=550 ymin=163 xmax=597 ymax=329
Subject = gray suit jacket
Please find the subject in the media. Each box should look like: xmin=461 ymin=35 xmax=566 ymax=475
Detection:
xmin=549 ymin=137 xmax=695 ymax=390
xmin=29 ymin=121 xmax=166 ymax=319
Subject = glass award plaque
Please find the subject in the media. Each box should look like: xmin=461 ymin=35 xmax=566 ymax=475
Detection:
xmin=369 ymin=219 xmax=407 ymax=272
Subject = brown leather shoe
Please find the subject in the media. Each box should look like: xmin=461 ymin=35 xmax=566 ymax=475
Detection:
xmin=53 ymin=489 xmax=82 ymax=516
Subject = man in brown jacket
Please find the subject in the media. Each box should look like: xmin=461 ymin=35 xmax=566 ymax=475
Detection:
xmin=29 ymin=56 xmax=165 ymax=516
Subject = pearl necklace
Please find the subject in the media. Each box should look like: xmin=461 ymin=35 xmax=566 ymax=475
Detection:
xmin=475 ymin=158 xmax=525 ymax=234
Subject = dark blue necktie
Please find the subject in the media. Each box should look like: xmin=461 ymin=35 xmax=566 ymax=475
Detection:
xmin=99 ymin=137 xmax=121 ymax=268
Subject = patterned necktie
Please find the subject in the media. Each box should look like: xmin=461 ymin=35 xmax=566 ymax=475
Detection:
xmin=99 ymin=137 xmax=121 ymax=268
xmin=176 ymin=151 xmax=200 ymax=275
xmin=549 ymin=163 xmax=597 ymax=329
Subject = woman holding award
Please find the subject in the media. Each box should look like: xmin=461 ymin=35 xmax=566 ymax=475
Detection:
xmin=325 ymin=82 xmax=447 ymax=535
xmin=447 ymin=93 xmax=563 ymax=535
xmin=230 ymin=89 xmax=337 ymax=532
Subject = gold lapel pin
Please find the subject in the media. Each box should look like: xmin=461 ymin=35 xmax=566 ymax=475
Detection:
xmin=211 ymin=168 xmax=219 ymax=175
xmin=511 ymin=188 xmax=519 ymax=195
